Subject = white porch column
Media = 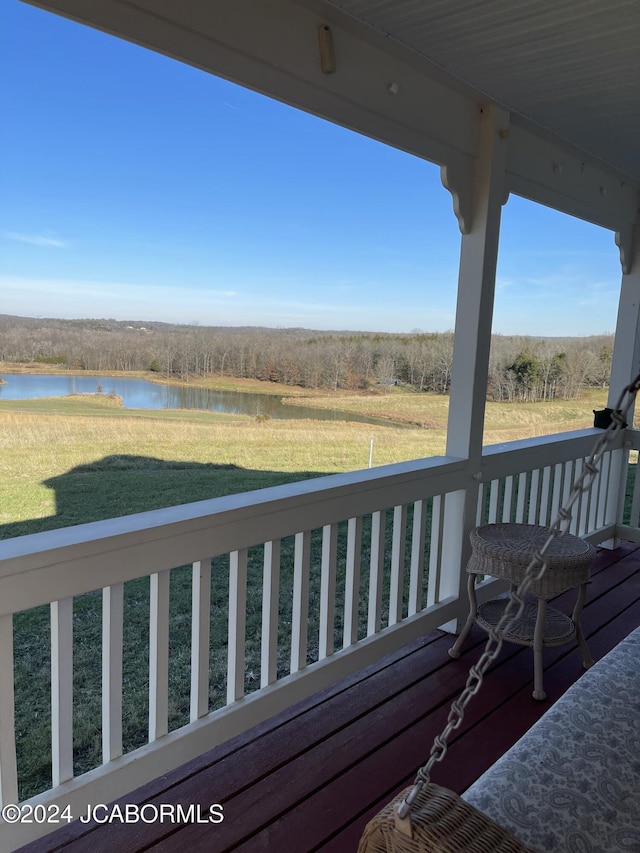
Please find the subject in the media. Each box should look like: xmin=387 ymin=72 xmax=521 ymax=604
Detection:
xmin=441 ymin=104 xmax=509 ymax=628
xmin=609 ymin=224 xmax=640 ymax=414
xmin=606 ymin=224 xmax=640 ymax=539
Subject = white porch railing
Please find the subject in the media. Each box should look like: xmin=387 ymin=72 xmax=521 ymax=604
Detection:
xmin=479 ymin=428 xmax=629 ymax=544
xmin=0 ymin=427 xmax=629 ymax=849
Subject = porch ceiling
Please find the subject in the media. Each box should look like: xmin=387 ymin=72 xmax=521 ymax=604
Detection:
xmin=327 ymin=0 xmax=640 ymax=183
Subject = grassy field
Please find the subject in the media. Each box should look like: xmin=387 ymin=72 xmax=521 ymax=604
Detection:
xmin=0 ymin=396 xmax=447 ymax=537
xmin=0 ymin=379 xmax=611 ymax=535
xmin=282 ymin=385 xmax=612 ymax=433
xmin=1 ymin=389 xmax=444 ymax=797
xmin=0 ymin=375 xmax=618 ymax=799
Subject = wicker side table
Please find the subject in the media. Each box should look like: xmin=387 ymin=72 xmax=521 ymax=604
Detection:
xmin=449 ymin=523 xmax=596 ymax=700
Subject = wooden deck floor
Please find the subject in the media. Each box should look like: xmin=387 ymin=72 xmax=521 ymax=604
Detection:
xmin=20 ymin=541 xmax=640 ymax=852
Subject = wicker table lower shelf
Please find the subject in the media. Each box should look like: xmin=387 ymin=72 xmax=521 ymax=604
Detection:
xmin=476 ymin=599 xmax=575 ymax=647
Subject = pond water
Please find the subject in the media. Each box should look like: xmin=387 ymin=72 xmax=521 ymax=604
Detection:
xmin=0 ymin=373 xmax=393 ymax=426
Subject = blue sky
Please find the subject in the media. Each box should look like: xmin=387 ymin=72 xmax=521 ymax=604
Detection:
xmin=1 ymin=1 xmax=622 ymax=335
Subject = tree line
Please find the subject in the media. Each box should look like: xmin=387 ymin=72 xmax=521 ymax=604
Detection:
xmin=0 ymin=315 xmax=612 ymax=402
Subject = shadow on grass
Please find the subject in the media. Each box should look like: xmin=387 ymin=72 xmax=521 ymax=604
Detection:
xmin=1 ymin=453 xmax=321 ymax=540
xmin=8 ymin=453 xmax=332 ymax=800
xmin=10 ymin=455 xmax=423 ymax=803
xmin=10 ymin=456 xmax=639 ymax=800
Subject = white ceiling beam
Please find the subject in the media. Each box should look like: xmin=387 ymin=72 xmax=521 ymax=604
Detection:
xmin=506 ymin=125 xmax=638 ymax=233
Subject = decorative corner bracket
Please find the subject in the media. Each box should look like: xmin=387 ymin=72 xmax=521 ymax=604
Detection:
xmin=440 ymin=160 xmax=473 ymax=235
xmin=441 ymin=106 xmax=511 ymax=234
xmin=615 ymin=225 xmax=634 ymax=275
xmin=441 ymin=158 xmax=510 ymax=235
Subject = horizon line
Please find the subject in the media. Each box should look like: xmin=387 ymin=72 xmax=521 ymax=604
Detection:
xmin=0 ymin=312 xmax=615 ymax=340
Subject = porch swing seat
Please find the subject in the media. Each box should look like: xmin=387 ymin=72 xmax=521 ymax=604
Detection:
xmin=461 ymin=625 xmax=640 ymax=852
xmin=358 ymin=626 xmax=640 ymax=853
xmin=358 ymin=782 xmax=535 ymax=853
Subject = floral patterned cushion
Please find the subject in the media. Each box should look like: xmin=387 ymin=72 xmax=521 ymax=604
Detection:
xmin=462 ymin=627 xmax=640 ymax=852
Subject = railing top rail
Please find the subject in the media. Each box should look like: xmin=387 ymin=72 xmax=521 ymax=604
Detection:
xmin=481 ymin=427 xmax=626 ymax=479
xmin=623 ymin=427 xmax=640 ymax=450
xmin=2 ymin=427 xmax=630 ymax=616
xmin=0 ymin=455 xmax=467 ymax=615
xmin=482 ymin=427 xmax=620 ymax=457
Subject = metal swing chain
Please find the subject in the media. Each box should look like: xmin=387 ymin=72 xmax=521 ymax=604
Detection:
xmin=397 ymin=371 xmax=640 ymax=821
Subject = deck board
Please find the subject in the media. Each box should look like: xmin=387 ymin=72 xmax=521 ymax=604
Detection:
xmin=18 ymin=542 xmax=640 ymax=853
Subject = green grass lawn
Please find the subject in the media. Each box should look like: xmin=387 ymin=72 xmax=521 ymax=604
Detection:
xmin=0 ymin=378 xmax=610 ymax=533
xmin=1 ymin=394 xmax=443 ymax=798
xmin=0 ymin=391 xmax=454 ymax=534
xmin=0 ymin=383 xmax=620 ymax=800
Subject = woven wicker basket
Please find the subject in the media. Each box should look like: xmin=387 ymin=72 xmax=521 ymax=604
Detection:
xmin=357 ymin=784 xmax=536 ymax=853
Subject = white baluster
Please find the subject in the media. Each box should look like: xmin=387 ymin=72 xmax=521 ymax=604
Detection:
xmin=0 ymin=614 xmax=18 ymax=806
xmin=149 ymin=571 xmax=170 ymax=741
xmin=409 ymin=500 xmax=426 ymax=616
xmin=51 ymin=597 xmax=73 ymax=785
xmin=102 ymin=583 xmax=123 ymax=762
xmin=319 ymin=524 xmax=338 ymax=658
xmin=367 ymin=511 xmax=385 ymax=636
xmin=227 ymin=549 xmax=248 ymax=703
xmin=388 ymin=505 xmax=407 ymax=626
xmin=190 ymin=560 xmax=211 ymax=721
xmin=343 ymin=517 xmax=362 ymax=648
xmin=290 ymin=532 xmax=310 ymax=673
xmin=261 ymin=540 xmax=281 ymax=687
